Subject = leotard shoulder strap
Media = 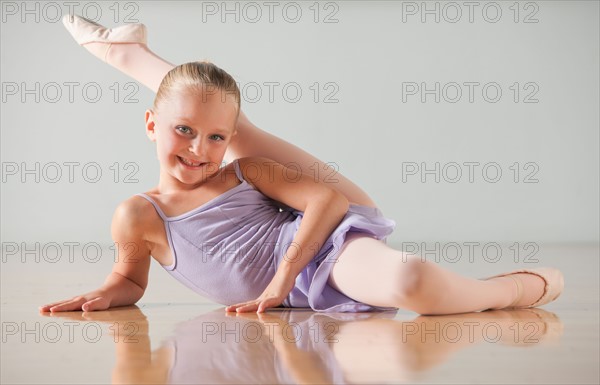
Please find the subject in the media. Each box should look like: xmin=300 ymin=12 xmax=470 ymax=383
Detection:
xmin=136 ymin=193 xmax=168 ymax=221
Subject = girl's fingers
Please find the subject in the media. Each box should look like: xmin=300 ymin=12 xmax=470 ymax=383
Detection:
xmin=49 ymin=298 xmax=85 ymax=312
xmin=257 ymin=303 xmax=269 ymax=313
xmin=225 ymin=303 xmax=243 ymax=312
xmin=49 ymin=302 xmax=78 ymax=312
xmin=39 ymin=303 xmax=62 ymax=312
xmin=40 ymin=302 xmax=69 ymax=312
xmin=39 ymin=299 xmax=73 ymax=312
xmin=226 ymin=298 xmax=281 ymax=313
xmin=237 ymin=305 xmax=258 ymax=313
xmin=40 ymin=295 xmax=111 ymax=313
xmin=82 ymin=297 xmax=106 ymax=312
xmin=225 ymin=301 xmax=254 ymax=312
xmin=235 ymin=302 xmax=259 ymax=313
xmin=257 ymin=298 xmax=281 ymax=313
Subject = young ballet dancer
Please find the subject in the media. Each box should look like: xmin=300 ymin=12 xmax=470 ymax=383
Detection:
xmin=40 ymin=15 xmax=564 ymax=315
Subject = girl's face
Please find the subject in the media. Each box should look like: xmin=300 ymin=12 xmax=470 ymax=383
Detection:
xmin=145 ymin=87 xmax=239 ymax=191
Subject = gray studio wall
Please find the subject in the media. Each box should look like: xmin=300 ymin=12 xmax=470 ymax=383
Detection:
xmin=1 ymin=1 xmax=598 ymax=248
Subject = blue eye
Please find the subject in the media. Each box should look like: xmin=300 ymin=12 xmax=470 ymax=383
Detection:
xmin=210 ymin=135 xmax=225 ymax=141
xmin=176 ymin=126 xmax=192 ymax=134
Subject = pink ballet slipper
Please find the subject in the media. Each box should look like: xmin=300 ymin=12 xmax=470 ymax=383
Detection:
xmin=62 ymin=14 xmax=147 ymax=47
xmin=483 ymin=267 xmax=564 ymax=309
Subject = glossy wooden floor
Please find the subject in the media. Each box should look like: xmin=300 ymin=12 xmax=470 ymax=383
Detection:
xmin=2 ymin=244 xmax=598 ymax=384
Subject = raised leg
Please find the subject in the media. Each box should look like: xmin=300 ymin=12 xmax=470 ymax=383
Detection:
xmin=104 ymin=43 xmax=175 ymax=93
xmin=225 ymin=121 xmax=378 ymax=207
xmin=69 ymin=23 xmax=377 ymax=207
xmin=328 ymin=233 xmax=547 ymax=315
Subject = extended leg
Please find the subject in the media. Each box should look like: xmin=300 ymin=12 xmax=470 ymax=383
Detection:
xmin=104 ymin=43 xmax=175 ymax=94
xmin=328 ymin=233 xmax=547 ymax=315
xmin=66 ymin=20 xmax=377 ymax=207
xmin=225 ymin=122 xmax=378 ymax=207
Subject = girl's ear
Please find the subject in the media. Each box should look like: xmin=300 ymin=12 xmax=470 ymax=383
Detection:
xmin=145 ymin=109 xmax=157 ymax=141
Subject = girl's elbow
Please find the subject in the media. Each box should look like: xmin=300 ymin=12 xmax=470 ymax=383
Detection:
xmin=330 ymin=189 xmax=350 ymax=215
xmin=310 ymin=188 xmax=349 ymax=215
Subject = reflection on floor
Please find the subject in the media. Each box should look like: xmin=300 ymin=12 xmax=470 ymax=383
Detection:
xmin=2 ymin=244 xmax=599 ymax=384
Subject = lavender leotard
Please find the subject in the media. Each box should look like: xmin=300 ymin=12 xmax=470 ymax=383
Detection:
xmin=136 ymin=158 xmax=398 ymax=312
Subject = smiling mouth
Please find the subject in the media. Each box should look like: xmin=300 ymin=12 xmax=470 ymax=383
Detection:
xmin=177 ymin=156 xmax=206 ymax=168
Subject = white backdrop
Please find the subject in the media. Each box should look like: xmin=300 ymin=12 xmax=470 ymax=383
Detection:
xmin=1 ymin=1 xmax=598 ymax=250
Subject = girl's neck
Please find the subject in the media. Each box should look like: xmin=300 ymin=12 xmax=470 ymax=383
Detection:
xmin=156 ymin=168 xmax=202 ymax=195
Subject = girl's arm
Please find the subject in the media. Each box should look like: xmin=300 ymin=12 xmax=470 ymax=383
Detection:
xmin=226 ymin=156 xmax=350 ymax=313
xmin=39 ymin=198 xmax=152 ymax=312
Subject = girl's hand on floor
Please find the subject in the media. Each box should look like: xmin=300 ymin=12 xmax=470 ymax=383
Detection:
xmin=39 ymin=289 xmax=113 ymax=313
xmin=225 ymin=274 xmax=295 ymax=313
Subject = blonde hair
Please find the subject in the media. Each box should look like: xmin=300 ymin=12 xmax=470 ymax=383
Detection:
xmin=153 ymin=61 xmax=241 ymax=117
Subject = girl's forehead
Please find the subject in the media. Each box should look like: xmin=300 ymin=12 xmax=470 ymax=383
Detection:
xmin=158 ymin=88 xmax=238 ymax=128
xmin=168 ymin=88 xmax=236 ymax=110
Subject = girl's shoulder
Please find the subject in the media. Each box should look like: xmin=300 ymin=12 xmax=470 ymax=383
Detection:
xmin=110 ymin=195 xmax=157 ymax=261
xmin=113 ymin=194 xmax=161 ymax=232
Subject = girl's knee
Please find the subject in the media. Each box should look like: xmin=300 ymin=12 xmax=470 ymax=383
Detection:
xmin=391 ymin=254 xmax=429 ymax=304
